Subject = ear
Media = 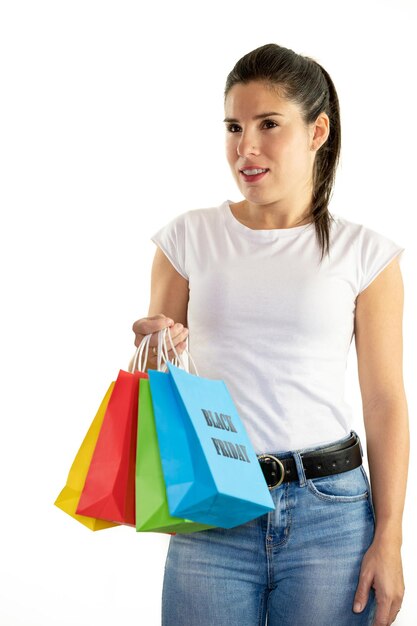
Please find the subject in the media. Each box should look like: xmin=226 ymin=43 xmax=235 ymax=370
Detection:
xmin=310 ymin=112 xmax=330 ymax=151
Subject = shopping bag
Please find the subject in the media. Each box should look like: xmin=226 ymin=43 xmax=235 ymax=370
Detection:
xmin=54 ymin=382 xmax=119 ymax=531
xmin=135 ymin=376 xmax=214 ymax=534
xmin=76 ymin=368 xmax=146 ymax=525
xmin=148 ymin=345 xmax=275 ymax=528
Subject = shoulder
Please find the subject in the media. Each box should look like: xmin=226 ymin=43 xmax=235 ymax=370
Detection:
xmin=330 ymin=212 xmax=404 ymax=297
xmin=331 ymin=212 xmax=374 ymax=238
xmin=330 ymin=212 xmax=398 ymax=246
xmin=151 ymin=201 xmax=228 ymax=246
xmin=174 ymin=201 xmax=227 ymax=227
xmin=149 ymin=201 xmax=228 ymax=280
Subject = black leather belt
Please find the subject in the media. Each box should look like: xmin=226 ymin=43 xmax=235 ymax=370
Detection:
xmin=257 ymin=433 xmax=362 ymax=489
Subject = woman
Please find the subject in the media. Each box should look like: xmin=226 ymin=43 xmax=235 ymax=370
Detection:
xmin=131 ymin=43 xmax=409 ymax=625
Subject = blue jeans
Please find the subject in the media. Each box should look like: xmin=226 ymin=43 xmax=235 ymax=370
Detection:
xmin=161 ymin=431 xmax=377 ymax=625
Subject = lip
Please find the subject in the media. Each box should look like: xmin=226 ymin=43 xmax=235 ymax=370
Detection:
xmin=239 ymin=165 xmax=269 ymax=172
xmin=239 ymin=168 xmax=269 ymax=184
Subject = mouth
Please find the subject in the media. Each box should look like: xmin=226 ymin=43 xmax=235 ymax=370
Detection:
xmin=239 ymin=168 xmax=269 ymax=183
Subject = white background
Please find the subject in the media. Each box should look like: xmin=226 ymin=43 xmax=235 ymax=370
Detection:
xmin=1 ymin=1 xmax=416 ymax=624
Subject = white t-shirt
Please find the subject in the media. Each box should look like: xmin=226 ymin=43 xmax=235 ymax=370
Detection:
xmin=151 ymin=199 xmax=405 ymax=454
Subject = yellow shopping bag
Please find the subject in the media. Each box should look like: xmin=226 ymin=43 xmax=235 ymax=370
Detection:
xmin=54 ymin=382 xmax=119 ymax=530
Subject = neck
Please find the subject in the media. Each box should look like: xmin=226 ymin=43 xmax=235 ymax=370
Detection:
xmin=232 ymin=199 xmax=313 ymax=230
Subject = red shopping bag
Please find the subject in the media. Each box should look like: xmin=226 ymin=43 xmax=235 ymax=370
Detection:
xmin=76 ymin=368 xmax=147 ymax=525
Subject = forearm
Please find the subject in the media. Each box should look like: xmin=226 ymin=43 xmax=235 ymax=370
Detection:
xmin=363 ymin=396 xmax=409 ymax=545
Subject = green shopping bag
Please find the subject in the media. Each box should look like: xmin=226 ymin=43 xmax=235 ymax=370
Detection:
xmin=135 ymin=376 xmax=214 ymax=534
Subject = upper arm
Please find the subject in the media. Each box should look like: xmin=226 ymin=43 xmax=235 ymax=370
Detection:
xmin=354 ymin=256 xmax=405 ymax=412
xmin=148 ymin=246 xmax=190 ymax=327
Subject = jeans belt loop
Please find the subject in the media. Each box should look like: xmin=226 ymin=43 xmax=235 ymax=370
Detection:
xmin=293 ymin=451 xmax=307 ymax=487
xmin=354 ymin=430 xmax=364 ymax=457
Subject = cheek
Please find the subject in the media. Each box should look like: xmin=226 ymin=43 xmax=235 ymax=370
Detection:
xmin=225 ymin=138 xmax=237 ymax=165
xmin=273 ymin=134 xmax=308 ymax=170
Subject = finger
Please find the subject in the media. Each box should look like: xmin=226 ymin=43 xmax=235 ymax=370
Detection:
xmin=147 ymin=324 xmax=188 ymax=353
xmin=133 ymin=316 xmax=175 ymax=347
xmin=353 ymin=571 xmax=372 ymax=614
xmin=165 ymin=322 xmax=187 ymax=338
xmin=166 ymin=325 xmax=189 ymax=346
xmin=148 ymin=329 xmax=189 ymax=360
xmin=166 ymin=339 xmax=188 ymax=359
xmin=373 ymin=599 xmax=392 ymax=626
xmin=148 ymin=343 xmax=188 ymax=364
xmin=388 ymin=602 xmax=403 ymax=624
xmin=132 ymin=314 xmax=174 ymax=337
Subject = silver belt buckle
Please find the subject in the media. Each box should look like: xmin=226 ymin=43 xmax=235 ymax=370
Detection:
xmin=258 ymin=454 xmax=285 ymax=489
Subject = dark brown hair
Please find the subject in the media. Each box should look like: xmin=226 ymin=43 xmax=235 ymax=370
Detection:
xmin=224 ymin=43 xmax=341 ymax=261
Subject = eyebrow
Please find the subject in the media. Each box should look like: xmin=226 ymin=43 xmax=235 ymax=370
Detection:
xmin=223 ymin=111 xmax=285 ymax=123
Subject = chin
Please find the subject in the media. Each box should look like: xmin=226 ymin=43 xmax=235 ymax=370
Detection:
xmin=241 ymin=189 xmax=272 ymax=204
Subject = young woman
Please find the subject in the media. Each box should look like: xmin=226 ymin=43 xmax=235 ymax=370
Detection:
xmin=131 ymin=43 xmax=409 ymax=626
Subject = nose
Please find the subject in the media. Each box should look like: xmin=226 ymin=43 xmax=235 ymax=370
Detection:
xmin=237 ymin=131 xmax=260 ymax=158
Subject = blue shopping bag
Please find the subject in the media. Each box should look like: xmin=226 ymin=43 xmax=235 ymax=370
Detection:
xmin=148 ymin=361 xmax=275 ymax=528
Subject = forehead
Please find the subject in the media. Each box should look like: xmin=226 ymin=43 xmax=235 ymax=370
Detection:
xmin=224 ymin=81 xmax=300 ymax=119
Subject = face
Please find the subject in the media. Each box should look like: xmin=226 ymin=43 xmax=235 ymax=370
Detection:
xmin=224 ymin=81 xmax=328 ymax=210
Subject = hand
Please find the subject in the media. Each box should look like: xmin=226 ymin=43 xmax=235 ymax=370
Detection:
xmin=132 ymin=313 xmax=189 ymax=368
xmin=353 ymin=538 xmax=404 ymax=625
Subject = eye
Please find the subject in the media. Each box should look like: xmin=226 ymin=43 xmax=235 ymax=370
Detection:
xmin=262 ymin=119 xmax=278 ymax=129
xmin=226 ymin=123 xmax=242 ymax=133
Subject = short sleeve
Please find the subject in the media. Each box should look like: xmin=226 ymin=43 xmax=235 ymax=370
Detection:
xmin=150 ymin=212 xmax=188 ymax=280
xmin=357 ymin=226 xmax=405 ymax=295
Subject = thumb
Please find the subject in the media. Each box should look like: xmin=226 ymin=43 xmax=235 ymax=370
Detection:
xmin=132 ymin=314 xmax=174 ymax=337
xmin=353 ymin=572 xmax=372 ymax=614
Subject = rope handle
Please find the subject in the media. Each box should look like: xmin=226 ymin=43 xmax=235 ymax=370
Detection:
xmin=129 ymin=333 xmax=152 ymax=373
xmin=163 ymin=327 xmax=199 ymax=375
xmin=129 ymin=327 xmax=199 ymax=375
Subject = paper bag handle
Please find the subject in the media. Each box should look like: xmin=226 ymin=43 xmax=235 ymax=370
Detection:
xmin=129 ymin=333 xmax=152 ymax=373
xmin=162 ymin=327 xmax=199 ymax=376
xmin=128 ymin=327 xmax=199 ymax=375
